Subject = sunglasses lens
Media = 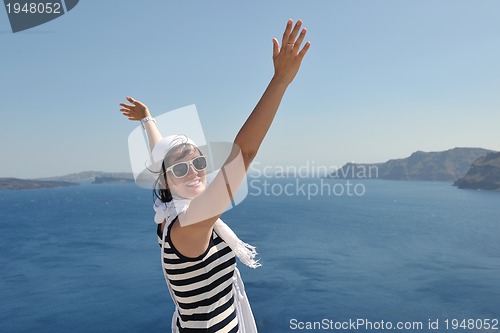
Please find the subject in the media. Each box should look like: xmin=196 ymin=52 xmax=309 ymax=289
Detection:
xmin=193 ymin=156 xmax=207 ymax=171
xmin=172 ymin=163 xmax=189 ymax=178
xmin=168 ymin=156 xmax=207 ymax=178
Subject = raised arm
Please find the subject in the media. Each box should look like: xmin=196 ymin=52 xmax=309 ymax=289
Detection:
xmin=175 ymin=20 xmax=310 ymax=255
xmin=234 ymin=19 xmax=310 ymax=169
xmin=119 ymin=96 xmax=162 ymax=152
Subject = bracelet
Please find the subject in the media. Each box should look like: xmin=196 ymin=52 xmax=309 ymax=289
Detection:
xmin=140 ymin=117 xmax=156 ymax=128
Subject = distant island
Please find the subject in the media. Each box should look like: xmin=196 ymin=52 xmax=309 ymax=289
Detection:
xmin=40 ymin=171 xmax=134 ymax=183
xmin=0 ymin=178 xmax=78 ymax=190
xmin=453 ymin=152 xmax=500 ymax=190
xmin=92 ymin=176 xmax=134 ymax=184
xmin=0 ymin=171 xmax=135 ymax=190
xmin=329 ymin=147 xmax=496 ymax=182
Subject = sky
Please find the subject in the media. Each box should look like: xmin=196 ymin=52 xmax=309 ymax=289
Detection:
xmin=1 ymin=0 xmax=499 ymax=178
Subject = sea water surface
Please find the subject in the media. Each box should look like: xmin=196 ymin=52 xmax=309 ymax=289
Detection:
xmin=0 ymin=179 xmax=499 ymax=332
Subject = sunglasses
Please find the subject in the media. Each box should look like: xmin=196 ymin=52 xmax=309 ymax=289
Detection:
xmin=164 ymin=156 xmax=208 ymax=178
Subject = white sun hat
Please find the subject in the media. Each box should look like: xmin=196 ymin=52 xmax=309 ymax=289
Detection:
xmin=147 ymin=134 xmax=198 ymax=173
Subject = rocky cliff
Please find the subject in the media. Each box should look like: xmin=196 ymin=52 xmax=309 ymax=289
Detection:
xmin=330 ymin=148 xmax=495 ymax=181
xmin=453 ymin=152 xmax=500 ymax=190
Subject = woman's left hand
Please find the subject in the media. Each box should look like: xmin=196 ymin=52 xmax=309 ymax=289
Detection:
xmin=119 ymin=96 xmax=151 ymax=121
xmin=272 ymin=19 xmax=311 ymax=86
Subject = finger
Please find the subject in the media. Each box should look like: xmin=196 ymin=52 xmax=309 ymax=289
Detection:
xmin=123 ymin=113 xmax=140 ymax=120
xmin=294 ymin=28 xmax=307 ymax=51
xmin=287 ymin=19 xmax=302 ymax=45
xmin=127 ymin=97 xmax=147 ymax=109
xmin=281 ymin=19 xmax=293 ymax=49
xmin=272 ymin=38 xmax=280 ymax=58
xmin=127 ymin=96 xmax=143 ymax=107
xmin=119 ymin=102 xmax=134 ymax=108
xmin=134 ymin=100 xmax=146 ymax=108
xmin=298 ymin=41 xmax=311 ymax=59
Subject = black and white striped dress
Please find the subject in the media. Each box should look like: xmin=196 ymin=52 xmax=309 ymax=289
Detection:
xmin=157 ymin=218 xmax=239 ymax=332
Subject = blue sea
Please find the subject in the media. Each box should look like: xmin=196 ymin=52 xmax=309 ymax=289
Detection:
xmin=1 ymin=178 xmax=499 ymax=332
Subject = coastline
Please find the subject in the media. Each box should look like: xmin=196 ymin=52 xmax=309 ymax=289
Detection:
xmin=0 ymin=178 xmax=79 ymax=191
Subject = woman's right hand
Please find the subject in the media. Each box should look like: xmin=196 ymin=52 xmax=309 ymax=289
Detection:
xmin=271 ymin=19 xmax=310 ymax=87
xmin=119 ymin=96 xmax=151 ymax=121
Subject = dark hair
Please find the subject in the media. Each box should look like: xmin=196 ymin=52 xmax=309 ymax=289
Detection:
xmin=153 ymin=143 xmax=202 ymax=203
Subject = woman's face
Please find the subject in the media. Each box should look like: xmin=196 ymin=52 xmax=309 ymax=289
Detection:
xmin=165 ymin=148 xmax=207 ymax=200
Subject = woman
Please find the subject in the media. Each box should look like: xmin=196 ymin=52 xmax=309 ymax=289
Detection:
xmin=120 ymin=19 xmax=310 ymax=333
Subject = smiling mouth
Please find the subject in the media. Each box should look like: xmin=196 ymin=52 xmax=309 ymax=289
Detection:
xmin=186 ymin=179 xmax=201 ymax=187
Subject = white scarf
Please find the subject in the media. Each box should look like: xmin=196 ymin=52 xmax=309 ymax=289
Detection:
xmin=153 ymin=197 xmax=261 ymax=269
